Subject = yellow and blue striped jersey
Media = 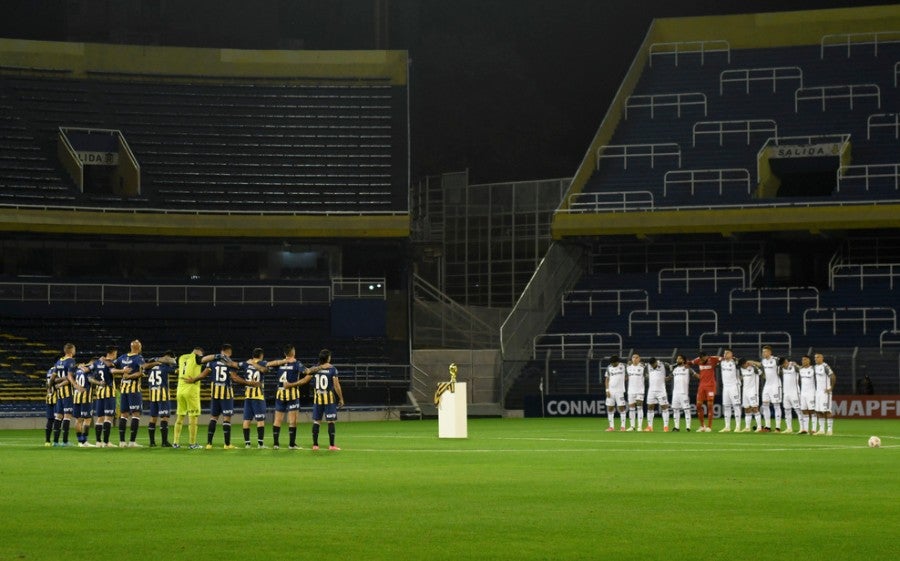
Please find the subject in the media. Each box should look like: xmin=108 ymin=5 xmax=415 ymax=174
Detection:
xmin=275 ymin=361 xmax=306 ymax=401
xmin=312 ymin=366 xmax=339 ymax=405
xmin=239 ymin=360 xmax=266 ymax=400
xmin=147 ymin=363 xmax=174 ymax=402
xmin=45 ymin=368 xmax=57 ymax=405
xmin=89 ymin=358 xmax=116 ymax=399
xmin=116 ymin=353 xmax=145 ymax=394
xmin=72 ymin=368 xmax=92 ymax=404
xmin=208 ymin=359 xmax=235 ymax=400
xmin=53 ymin=357 xmax=76 ymax=399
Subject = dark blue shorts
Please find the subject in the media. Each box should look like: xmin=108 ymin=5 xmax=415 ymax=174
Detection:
xmin=210 ymin=398 xmax=234 ymax=417
xmin=149 ymin=400 xmax=170 ymax=418
xmin=46 ymin=403 xmax=55 ymax=418
xmin=274 ymin=398 xmax=299 ymax=413
xmin=73 ymin=402 xmax=93 ymax=419
xmin=312 ymin=402 xmax=337 ymax=422
xmin=96 ymin=397 xmax=116 ymax=417
xmin=54 ymin=396 xmax=73 ymax=416
xmin=120 ymin=392 xmax=142 ymax=414
xmin=243 ymin=399 xmax=266 ymax=421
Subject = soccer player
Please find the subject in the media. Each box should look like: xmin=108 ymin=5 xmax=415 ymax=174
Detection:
xmin=238 ymin=348 xmax=268 ymax=448
xmin=44 ymin=367 xmax=56 ymax=446
xmin=146 ymin=352 xmax=176 ymax=447
xmin=298 ymin=349 xmax=344 ymax=450
xmin=670 ymin=354 xmax=693 ymax=432
xmin=113 ymin=340 xmax=145 ymax=447
xmin=758 ymin=346 xmax=783 ymax=432
xmin=71 ymin=359 xmax=94 ymax=447
xmin=625 ymin=354 xmax=647 ymax=431
xmin=780 ymin=357 xmax=801 ymax=434
xmin=174 ymin=347 xmax=217 ymax=449
xmin=718 ymin=349 xmax=742 ymax=433
xmin=49 ymin=343 xmax=77 ymax=446
xmin=603 ymin=355 xmax=627 ymax=432
xmin=739 ymin=358 xmax=762 ymax=432
xmin=272 ymin=344 xmax=316 ymax=449
xmin=689 ymin=352 xmax=719 ymax=432
xmin=798 ymin=355 xmax=816 ymax=434
xmin=813 ymin=353 xmax=836 ymax=436
xmin=188 ymin=344 xmax=240 ymax=449
xmin=644 ymin=357 xmax=671 ymax=432
xmin=86 ymin=346 xmax=118 ymax=447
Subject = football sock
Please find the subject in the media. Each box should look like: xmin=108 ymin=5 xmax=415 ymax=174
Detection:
xmin=222 ymin=422 xmax=231 ymax=446
xmin=45 ymin=418 xmax=53 ymax=443
xmin=102 ymin=421 xmax=111 ymax=444
xmin=61 ymin=419 xmax=70 ymax=443
xmin=648 ymin=408 xmax=655 ymax=426
xmin=745 ymin=413 xmax=753 ymax=429
xmin=762 ymin=406 xmax=771 ymax=428
xmin=684 ymin=409 xmax=692 ymax=429
xmin=607 ymin=409 xmax=615 ymax=428
xmin=620 ymin=411 xmax=627 ymax=429
xmin=257 ymin=426 xmax=265 ymax=447
xmin=774 ymin=405 xmax=782 ymax=429
xmin=811 ymin=415 xmax=818 ymax=432
xmin=672 ymin=409 xmax=681 ymax=429
xmin=794 ymin=408 xmax=803 ymax=429
xmin=706 ymin=400 xmax=715 ymax=427
xmin=129 ymin=418 xmax=140 ymax=442
xmin=312 ymin=423 xmax=320 ymax=446
xmin=148 ymin=422 xmax=157 ymax=446
xmin=243 ymin=427 xmax=251 ymax=445
xmin=160 ymin=420 xmax=169 ymax=445
xmin=662 ymin=408 xmax=669 ymax=427
xmin=189 ymin=417 xmax=198 ymax=444
xmin=173 ymin=417 xmax=184 ymax=444
xmin=628 ymin=407 xmax=636 ymax=428
xmin=53 ymin=418 xmax=62 ymax=443
xmin=826 ymin=417 xmax=834 ymax=432
xmin=723 ymin=406 xmax=732 ymax=429
xmin=207 ymin=419 xmax=217 ymax=445
xmin=118 ymin=417 xmax=127 ymax=442
xmin=328 ymin=423 xmax=335 ymax=446
xmin=272 ymin=425 xmax=281 ymax=447
xmin=636 ymin=407 xmax=644 ymax=428
xmin=754 ymin=413 xmax=762 ymax=428
xmin=288 ymin=426 xmax=297 ymax=447
xmin=95 ymin=423 xmax=102 ymax=443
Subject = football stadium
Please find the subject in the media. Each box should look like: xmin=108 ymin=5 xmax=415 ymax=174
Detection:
xmin=1 ymin=2 xmax=898 ymax=560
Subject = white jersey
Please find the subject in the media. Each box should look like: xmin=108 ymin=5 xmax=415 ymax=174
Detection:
xmin=720 ymin=359 xmax=739 ymax=387
xmin=781 ymin=365 xmax=800 ymax=396
xmin=799 ymin=366 xmax=816 ymax=394
xmin=741 ymin=366 xmax=761 ymax=397
xmin=814 ymin=363 xmax=834 ymax=393
xmin=647 ymin=363 xmax=668 ymax=393
xmin=761 ymin=356 xmax=781 ymax=388
xmin=626 ymin=363 xmax=646 ymax=395
xmin=605 ymin=363 xmax=626 ymax=393
xmin=671 ymin=365 xmax=691 ymax=396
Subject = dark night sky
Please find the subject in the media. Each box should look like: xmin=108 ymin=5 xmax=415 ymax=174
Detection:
xmin=0 ymin=0 xmax=891 ymax=183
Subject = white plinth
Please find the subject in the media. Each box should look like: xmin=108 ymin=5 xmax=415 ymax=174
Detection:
xmin=438 ymin=382 xmax=468 ymax=438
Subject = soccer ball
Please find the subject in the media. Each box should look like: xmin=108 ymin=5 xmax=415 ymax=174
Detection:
xmin=867 ymin=436 xmax=881 ymax=448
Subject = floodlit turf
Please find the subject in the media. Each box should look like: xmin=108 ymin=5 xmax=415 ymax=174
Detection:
xmin=1 ymin=418 xmax=898 ymax=561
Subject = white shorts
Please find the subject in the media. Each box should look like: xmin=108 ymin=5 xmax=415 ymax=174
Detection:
xmin=606 ymin=391 xmax=626 ymax=408
xmin=782 ymin=392 xmax=800 ymax=410
xmin=742 ymin=392 xmax=759 ymax=408
xmin=815 ymin=392 xmax=832 ymax=413
xmin=628 ymin=391 xmax=645 ymax=405
xmin=722 ymin=385 xmax=741 ymax=408
xmin=671 ymin=393 xmax=690 ymax=410
xmin=800 ymin=392 xmax=816 ymax=411
xmin=646 ymin=390 xmax=668 ymax=406
xmin=761 ymin=385 xmax=781 ymax=404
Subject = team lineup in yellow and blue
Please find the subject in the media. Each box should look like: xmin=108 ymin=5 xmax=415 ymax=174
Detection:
xmin=44 ymin=340 xmax=345 ymax=451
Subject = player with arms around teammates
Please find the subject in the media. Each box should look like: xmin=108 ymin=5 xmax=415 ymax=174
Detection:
xmin=174 ymin=347 xmax=218 ymax=449
xmin=188 ymin=344 xmax=241 ymax=450
xmin=718 ymin=350 xmax=741 ymax=433
xmin=644 ymin=357 xmax=671 ymax=432
xmin=113 ymin=340 xmax=146 ymax=447
xmin=299 ymin=349 xmax=345 ymax=450
xmin=603 ymin=355 xmax=627 ymax=432
xmin=272 ymin=344 xmax=318 ymax=449
xmin=84 ymin=346 xmax=118 ymax=447
xmin=49 ymin=343 xmax=78 ymax=446
xmin=145 ymin=351 xmax=177 ymax=447
xmin=689 ymin=352 xmax=719 ymax=432
xmin=669 ymin=355 xmax=694 ymax=431
xmin=813 ymin=353 xmax=836 ymax=436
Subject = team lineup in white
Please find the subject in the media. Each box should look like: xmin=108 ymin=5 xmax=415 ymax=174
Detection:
xmin=603 ymin=346 xmax=838 ymax=435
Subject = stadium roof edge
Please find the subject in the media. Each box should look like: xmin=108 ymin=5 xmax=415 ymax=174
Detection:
xmin=0 ymin=38 xmax=408 ymax=85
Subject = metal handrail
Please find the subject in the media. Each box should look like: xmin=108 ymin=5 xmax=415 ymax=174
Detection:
xmin=803 ymin=307 xmax=897 ymax=335
xmin=658 ymin=266 xmax=746 ymax=294
xmin=532 ymin=332 xmax=623 ymax=360
xmin=692 ymin=119 xmax=776 ymax=147
xmin=820 ymin=30 xmax=900 ymax=58
xmin=663 ymin=168 xmax=750 ymax=196
xmin=628 ymin=308 xmax=718 ymax=337
xmin=625 ymin=92 xmax=706 ymax=119
xmin=831 ymin=262 xmax=900 ymax=290
xmin=728 ymin=286 xmax=819 ymax=314
xmin=0 ymin=202 xmax=406 ymax=217
xmin=555 ymin=196 xmax=900 ymax=214
xmin=561 ymin=289 xmax=649 ymax=316
xmin=595 ymin=143 xmax=681 ymax=170
xmin=867 ymin=113 xmax=900 ymax=140
xmin=836 ymin=163 xmax=900 ymax=193
xmin=794 ymin=84 xmax=881 ymax=113
xmin=649 ymin=40 xmax=731 ymax=66
xmin=719 ymin=66 xmax=802 ymax=95
xmin=698 ymin=331 xmax=792 ymax=355
xmin=567 ymin=190 xmax=654 ymax=212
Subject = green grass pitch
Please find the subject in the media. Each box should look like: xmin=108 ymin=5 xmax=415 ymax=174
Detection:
xmin=1 ymin=418 xmax=898 ymax=561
